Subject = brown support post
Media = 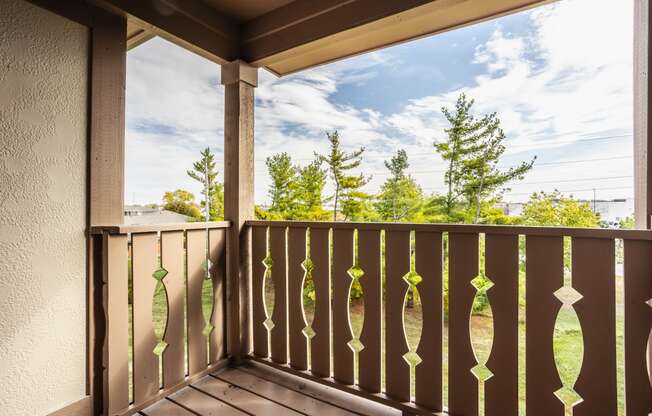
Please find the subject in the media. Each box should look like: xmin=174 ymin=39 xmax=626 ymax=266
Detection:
xmin=635 ymin=0 xmax=652 ymax=230
xmin=88 ymin=8 xmax=127 ymax=416
xmin=634 ymin=0 xmax=652 ymax=386
xmin=222 ymin=60 xmax=257 ymax=362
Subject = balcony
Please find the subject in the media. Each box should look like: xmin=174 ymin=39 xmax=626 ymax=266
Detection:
xmin=92 ymin=220 xmax=652 ymax=415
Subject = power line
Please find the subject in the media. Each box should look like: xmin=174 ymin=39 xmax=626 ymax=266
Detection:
xmin=419 ymin=175 xmax=633 ymax=191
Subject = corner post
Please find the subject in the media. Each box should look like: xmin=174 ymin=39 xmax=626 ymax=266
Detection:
xmin=222 ymin=60 xmax=257 ymax=362
xmin=635 ymin=0 xmax=652 ymax=229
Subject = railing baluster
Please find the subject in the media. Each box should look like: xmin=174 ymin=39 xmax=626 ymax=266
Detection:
xmin=623 ymin=239 xmax=652 ymax=415
xmin=288 ymin=227 xmax=308 ymax=370
xmin=448 ymin=232 xmax=479 ymax=416
xmin=102 ymin=233 xmax=130 ymax=415
xmin=571 ymin=237 xmax=617 ymax=415
xmin=208 ymin=228 xmax=227 ymax=363
xmin=269 ymin=226 xmax=288 ymax=364
xmin=187 ymin=229 xmax=208 ymax=374
xmin=414 ymin=231 xmax=443 ymax=411
xmin=332 ymin=228 xmax=355 ymax=385
xmin=310 ymin=228 xmax=331 ymax=378
xmin=132 ymin=232 xmax=160 ymax=404
xmin=484 ymin=234 xmax=519 ymax=416
xmin=251 ymin=226 xmax=268 ymax=358
xmin=525 ymin=235 xmax=564 ymax=416
xmin=358 ymin=229 xmax=382 ymax=393
xmin=160 ymin=230 xmax=185 ymax=388
xmin=385 ymin=230 xmax=411 ymax=402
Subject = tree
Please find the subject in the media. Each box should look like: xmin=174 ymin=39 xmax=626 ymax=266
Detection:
xmin=163 ymin=189 xmax=202 ymax=220
xmin=435 ymin=93 xmax=535 ymax=222
xmin=316 ymin=131 xmax=370 ymax=221
xmin=520 ymin=191 xmax=600 ymax=227
xmin=375 ymin=149 xmax=424 ymax=222
xmin=187 ymin=147 xmax=224 ymax=221
xmin=294 ymin=160 xmax=330 ymax=220
xmin=265 ymin=153 xmax=297 ymax=217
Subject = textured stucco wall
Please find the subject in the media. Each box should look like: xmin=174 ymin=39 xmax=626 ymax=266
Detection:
xmin=0 ymin=1 xmax=89 ymax=414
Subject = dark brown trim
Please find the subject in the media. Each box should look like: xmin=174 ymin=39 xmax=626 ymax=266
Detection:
xmin=91 ymin=221 xmax=231 ymax=235
xmin=47 ymin=396 xmax=93 ymax=416
xmin=24 ymin=0 xmax=93 ymax=27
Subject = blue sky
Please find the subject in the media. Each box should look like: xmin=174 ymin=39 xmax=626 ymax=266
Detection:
xmin=125 ymin=0 xmax=633 ymax=207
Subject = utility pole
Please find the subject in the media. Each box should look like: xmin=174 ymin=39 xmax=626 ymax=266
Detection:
xmin=592 ymin=188 xmax=597 ymax=213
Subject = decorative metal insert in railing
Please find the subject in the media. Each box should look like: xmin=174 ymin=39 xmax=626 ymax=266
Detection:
xmin=92 ymin=222 xmax=229 ymax=416
xmin=246 ymin=220 xmax=652 ymax=416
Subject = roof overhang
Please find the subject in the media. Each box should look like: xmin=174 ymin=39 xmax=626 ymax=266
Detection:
xmin=96 ymin=0 xmax=555 ymax=76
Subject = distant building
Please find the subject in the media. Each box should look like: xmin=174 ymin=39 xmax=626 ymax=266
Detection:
xmin=124 ymin=205 xmax=192 ymax=225
xmin=500 ymin=198 xmax=633 ymax=225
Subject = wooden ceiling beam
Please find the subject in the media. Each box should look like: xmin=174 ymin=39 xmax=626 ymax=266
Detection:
xmin=92 ymin=0 xmax=240 ymax=64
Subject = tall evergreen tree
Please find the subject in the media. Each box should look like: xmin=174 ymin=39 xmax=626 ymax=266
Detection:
xmin=435 ymin=93 xmax=534 ymax=222
xmin=316 ymin=131 xmax=370 ymax=221
xmin=375 ymin=149 xmax=423 ymax=222
xmin=265 ymin=152 xmax=297 ymax=216
xmin=187 ymin=147 xmax=224 ymax=220
xmin=294 ymin=160 xmax=330 ymax=220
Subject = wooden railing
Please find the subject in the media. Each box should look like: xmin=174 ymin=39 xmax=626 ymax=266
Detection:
xmin=92 ymin=222 xmax=229 ymax=416
xmin=246 ymin=220 xmax=652 ymax=416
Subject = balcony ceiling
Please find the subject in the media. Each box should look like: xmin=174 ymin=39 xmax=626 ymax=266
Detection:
xmin=100 ymin=0 xmax=554 ymax=76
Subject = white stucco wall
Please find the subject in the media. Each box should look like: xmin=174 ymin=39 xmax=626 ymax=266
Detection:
xmin=0 ymin=1 xmax=89 ymax=414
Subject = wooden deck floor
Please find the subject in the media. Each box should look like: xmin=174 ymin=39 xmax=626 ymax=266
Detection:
xmin=140 ymin=361 xmax=402 ymax=416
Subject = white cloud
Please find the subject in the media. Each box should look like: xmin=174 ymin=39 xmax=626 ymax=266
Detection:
xmin=125 ymin=0 xmax=634 ymax=206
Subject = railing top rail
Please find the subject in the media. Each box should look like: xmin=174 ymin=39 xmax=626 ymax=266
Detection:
xmin=245 ymin=220 xmax=652 ymax=240
xmin=91 ymin=221 xmax=231 ymax=235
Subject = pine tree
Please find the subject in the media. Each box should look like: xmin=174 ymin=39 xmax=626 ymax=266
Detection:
xmin=265 ymin=152 xmax=297 ymax=217
xmin=375 ymin=149 xmax=423 ymax=222
xmin=187 ymin=147 xmax=224 ymax=220
xmin=316 ymin=131 xmax=370 ymax=221
xmin=436 ymin=93 xmax=534 ymax=222
xmin=294 ymin=160 xmax=330 ymax=220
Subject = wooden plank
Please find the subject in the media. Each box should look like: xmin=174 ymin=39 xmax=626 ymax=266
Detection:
xmin=209 ymin=228 xmax=227 ymax=363
xmin=239 ymin=360 xmax=400 ymax=416
xmin=194 ymin=375 xmax=303 ymax=415
xmin=525 ymin=235 xmax=564 ymax=416
xmin=572 ymin=237 xmax=617 ymax=415
xmin=332 ymin=228 xmax=355 ymax=385
xmin=484 ymin=234 xmax=519 ymax=416
xmin=102 ymin=234 xmax=130 ymax=415
xmin=288 ymin=227 xmax=309 ymax=370
xmin=270 ymin=226 xmax=288 ymax=364
xmin=167 ymin=386 xmax=246 ymax=416
xmin=245 ymin=220 xmax=652 ymax=241
xmin=448 ymin=232 xmax=479 ymax=416
xmin=161 ymin=231 xmax=186 ymax=388
xmin=187 ymin=229 xmax=208 ymax=374
xmin=623 ymin=239 xmax=652 ymax=414
xmin=252 ymin=226 xmax=269 ymax=358
xmin=223 ymin=62 xmax=257 ymax=361
xmin=92 ymin=221 xmax=230 ymax=235
xmin=310 ymin=227 xmax=331 ymax=378
xmin=132 ymin=232 xmax=160 ymax=404
xmin=46 ymin=396 xmax=92 ymax=416
xmin=89 ymin=9 xmax=125 ymax=226
xmin=635 ymin=0 xmax=652 ymax=228
xmin=140 ymin=398 xmax=195 ymax=416
xmin=358 ymin=229 xmax=382 ymax=393
xmin=414 ymin=231 xmax=443 ymax=411
xmin=384 ymin=230 xmax=411 ymax=402
xmin=218 ymin=369 xmax=357 ymax=415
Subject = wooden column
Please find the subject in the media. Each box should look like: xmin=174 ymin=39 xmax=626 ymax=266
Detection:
xmin=88 ymin=8 xmax=127 ymax=415
xmin=634 ymin=0 xmax=652 ymax=386
xmin=222 ymin=60 xmax=257 ymax=362
xmin=635 ymin=0 xmax=652 ymax=229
